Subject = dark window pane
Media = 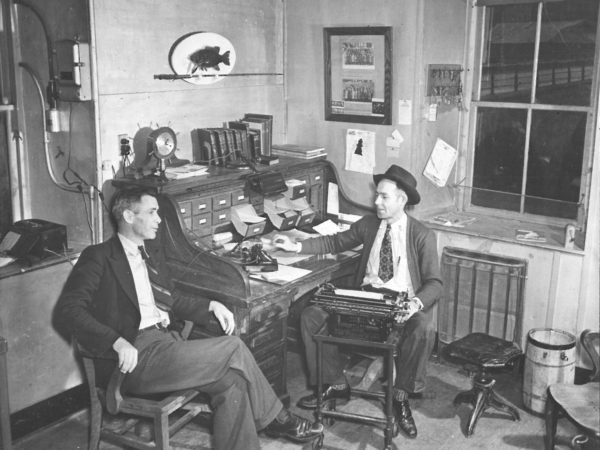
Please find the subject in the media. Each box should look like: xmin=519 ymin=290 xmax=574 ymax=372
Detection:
xmin=472 ymin=108 xmax=527 ymax=211
xmin=480 ymin=4 xmax=538 ymax=102
xmin=524 ymin=110 xmax=584 ymax=219
xmin=536 ymin=0 xmax=598 ymax=106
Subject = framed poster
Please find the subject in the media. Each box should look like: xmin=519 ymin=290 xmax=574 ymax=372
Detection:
xmin=324 ymin=27 xmax=392 ymax=125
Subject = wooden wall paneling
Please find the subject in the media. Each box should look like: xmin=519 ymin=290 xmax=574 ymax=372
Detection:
xmin=92 ymin=0 xmax=284 ymax=95
xmin=0 ymin=261 xmax=81 ymax=412
xmin=434 ymin=230 xmax=583 ymax=350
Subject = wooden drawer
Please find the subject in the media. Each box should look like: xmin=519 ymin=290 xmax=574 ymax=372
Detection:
xmin=244 ymin=316 xmax=286 ymax=351
xmin=191 ymin=196 xmax=211 ymax=215
xmin=310 ymin=171 xmax=323 ymax=185
xmin=253 ymin=342 xmax=286 ymax=397
xmin=177 ymin=200 xmax=192 ymax=219
xmin=212 ymin=193 xmax=231 ymax=210
xmin=231 ymin=189 xmax=248 ymax=205
xmin=191 ymin=213 xmax=212 ymax=236
xmin=212 ymin=209 xmax=230 ymax=225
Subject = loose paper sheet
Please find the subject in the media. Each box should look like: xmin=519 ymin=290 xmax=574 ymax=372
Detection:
xmin=345 ymin=129 xmax=376 ymax=174
xmin=397 ymin=100 xmax=412 ymax=125
xmin=249 ymin=264 xmax=312 ymax=284
xmin=423 ymin=138 xmax=458 ymax=187
xmin=327 ymin=182 xmax=340 ymax=216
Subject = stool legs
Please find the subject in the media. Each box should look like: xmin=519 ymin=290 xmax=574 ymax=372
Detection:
xmin=314 ymin=334 xmax=398 ymax=450
xmin=454 ymin=371 xmax=520 ymax=436
xmin=383 ymin=344 xmax=396 ymax=450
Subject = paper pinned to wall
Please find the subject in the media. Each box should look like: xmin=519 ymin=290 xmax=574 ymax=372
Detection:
xmin=398 ymin=99 xmax=412 ymax=125
xmin=423 ymin=138 xmax=458 ymax=187
xmin=345 ymin=129 xmax=376 ymax=174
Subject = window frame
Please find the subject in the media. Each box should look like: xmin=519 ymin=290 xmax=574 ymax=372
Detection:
xmin=459 ymin=0 xmax=600 ymax=229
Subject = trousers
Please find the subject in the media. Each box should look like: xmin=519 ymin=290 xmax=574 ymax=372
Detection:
xmin=122 ymin=329 xmax=282 ymax=450
xmin=300 ymin=305 xmax=436 ymax=393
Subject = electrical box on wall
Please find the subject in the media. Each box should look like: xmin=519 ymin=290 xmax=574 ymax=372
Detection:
xmin=55 ymin=39 xmax=91 ymax=101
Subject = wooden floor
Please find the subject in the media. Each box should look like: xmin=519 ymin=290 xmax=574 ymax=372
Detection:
xmin=13 ymin=351 xmax=583 ymax=450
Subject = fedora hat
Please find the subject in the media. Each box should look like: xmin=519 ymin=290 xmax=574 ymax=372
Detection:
xmin=373 ymin=165 xmax=420 ymax=205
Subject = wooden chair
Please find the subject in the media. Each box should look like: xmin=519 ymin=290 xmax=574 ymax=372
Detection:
xmin=545 ymin=329 xmax=599 ymax=450
xmin=77 ymin=339 xmax=211 ymax=450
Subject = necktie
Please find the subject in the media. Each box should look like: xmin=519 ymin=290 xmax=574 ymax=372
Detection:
xmin=378 ymin=224 xmax=395 ymax=283
xmin=139 ymin=245 xmax=172 ymax=305
xmin=138 ymin=245 xmax=150 ymax=261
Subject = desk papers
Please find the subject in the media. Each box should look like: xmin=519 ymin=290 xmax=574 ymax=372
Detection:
xmin=249 ymin=264 xmax=312 ymax=284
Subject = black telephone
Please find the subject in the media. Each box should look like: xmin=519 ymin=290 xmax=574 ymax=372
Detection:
xmin=0 ymin=219 xmax=67 ymax=258
xmin=0 ymin=229 xmax=38 ymax=258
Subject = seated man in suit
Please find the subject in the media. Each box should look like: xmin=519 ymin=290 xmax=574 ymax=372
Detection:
xmin=273 ymin=165 xmax=442 ymax=439
xmin=55 ymin=187 xmax=322 ymax=450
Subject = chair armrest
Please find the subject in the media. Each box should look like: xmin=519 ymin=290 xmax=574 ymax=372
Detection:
xmin=181 ymin=320 xmax=194 ymax=340
xmin=105 ymin=369 xmax=126 ymax=415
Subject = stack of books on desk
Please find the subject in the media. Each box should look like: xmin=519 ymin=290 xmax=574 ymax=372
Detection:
xmin=272 ymin=144 xmax=326 ymax=159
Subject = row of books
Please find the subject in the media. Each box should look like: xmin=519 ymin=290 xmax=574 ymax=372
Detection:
xmin=191 ymin=113 xmax=277 ymax=167
xmin=271 ymin=144 xmax=327 ymax=160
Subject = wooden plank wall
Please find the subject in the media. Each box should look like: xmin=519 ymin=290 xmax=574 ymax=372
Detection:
xmin=92 ymin=0 xmax=285 ymax=176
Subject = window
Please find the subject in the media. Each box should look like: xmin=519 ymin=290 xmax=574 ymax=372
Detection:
xmin=467 ymin=0 xmax=598 ymax=223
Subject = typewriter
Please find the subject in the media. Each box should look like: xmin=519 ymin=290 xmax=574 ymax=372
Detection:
xmin=312 ymin=283 xmax=409 ymax=341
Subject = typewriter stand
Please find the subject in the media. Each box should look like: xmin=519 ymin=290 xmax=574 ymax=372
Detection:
xmin=313 ymin=328 xmax=402 ymax=450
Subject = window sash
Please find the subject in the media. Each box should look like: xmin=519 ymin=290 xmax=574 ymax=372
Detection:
xmin=465 ymin=0 xmax=598 ymax=226
xmin=475 ymin=0 xmax=562 ymax=6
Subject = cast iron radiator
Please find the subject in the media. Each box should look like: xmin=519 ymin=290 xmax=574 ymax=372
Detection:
xmin=438 ymin=247 xmax=528 ymax=345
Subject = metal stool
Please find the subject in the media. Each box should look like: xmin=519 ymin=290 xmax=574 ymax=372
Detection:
xmin=314 ymin=328 xmax=402 ymax=450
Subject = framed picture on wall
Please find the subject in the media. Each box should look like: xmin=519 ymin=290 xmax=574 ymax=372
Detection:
xmin=323 ymin=26 xmax=392 ymax=125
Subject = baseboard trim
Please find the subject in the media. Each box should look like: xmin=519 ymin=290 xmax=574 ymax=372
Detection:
xmin=10 ymin=384 xmax=88 ymax=440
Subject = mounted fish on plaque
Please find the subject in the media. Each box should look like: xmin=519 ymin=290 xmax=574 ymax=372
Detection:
xmin=167 ymin=31 xmax=236 ymax=84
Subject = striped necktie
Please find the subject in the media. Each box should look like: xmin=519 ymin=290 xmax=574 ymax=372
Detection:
xmin=139 ymin=245 xmax=172 ymax=304
xmin=138 ymin=245 xmax=150 ymax=261
xmin=378 ymin=224 xmax=395 ymax=282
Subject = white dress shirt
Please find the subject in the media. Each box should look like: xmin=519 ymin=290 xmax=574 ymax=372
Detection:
xmin=118 ymin=234 xmax=170 ymax=329
xmin=362 ymin=213 xmax=415 ymax=297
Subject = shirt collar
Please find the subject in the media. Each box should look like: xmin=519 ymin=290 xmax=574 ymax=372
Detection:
xmin=118 ymin=233 xmax=143 ymax=258
xmin=381 ymin=212 xmax=407 ymax=231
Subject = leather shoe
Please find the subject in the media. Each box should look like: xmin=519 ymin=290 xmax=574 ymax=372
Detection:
xmin=394 ymin=399 xmax=417 ymax=438
xmin=264 ymin=411 xmax=324 ymax=443
xmin=297 ymin=384 xmax=351 ymax=409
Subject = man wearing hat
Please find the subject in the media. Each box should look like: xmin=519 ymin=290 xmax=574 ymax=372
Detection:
xmin=273 ymin=165 xmax=442 ymax=439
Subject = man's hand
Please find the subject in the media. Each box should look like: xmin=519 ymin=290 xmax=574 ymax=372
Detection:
xmin=272 ymin=234 xmax=301 ymax=252
xmin=395 ymin=299 xmax=421 ymax=324
xmin=112 ymin=337 xmax=138 ymax=373
xmin=209 ymin=301 xmax=235 ymax=335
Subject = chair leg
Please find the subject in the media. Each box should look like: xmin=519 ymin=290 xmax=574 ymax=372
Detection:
xmin=488 ymin=390 xmax=520 ymax=421
xmin=544 ymin=391 xmax=559 ymax=450
xmin=154 ymin=412 xmax=170 ymax=450
xmin=455 ymin=372 xmax=517 ymax=437
xmin=466 ymin=388 xmax=488 ymax=436
xmin=88 ymin=389 xmax=102 ymax=450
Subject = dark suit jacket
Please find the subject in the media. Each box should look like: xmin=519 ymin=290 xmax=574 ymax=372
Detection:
xmin=300 ymin=214 xmax=442 ymax=310
xmin=55 ymin=235 xmax=212 ymax=384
